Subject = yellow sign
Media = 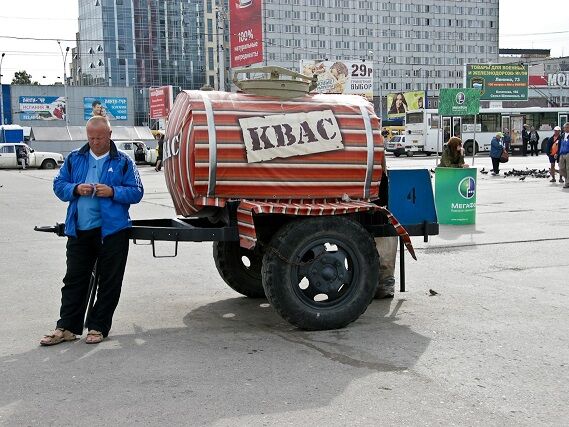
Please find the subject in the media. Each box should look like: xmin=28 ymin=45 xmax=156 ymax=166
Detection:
xmin=386 ymin=91 xmax=426 ymax=118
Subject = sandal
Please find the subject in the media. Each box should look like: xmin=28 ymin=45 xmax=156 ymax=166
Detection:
xmin=40 ymin=328 xmax=77 ymax=346
xmin=85 ymin=330 xmax=104 ymax=344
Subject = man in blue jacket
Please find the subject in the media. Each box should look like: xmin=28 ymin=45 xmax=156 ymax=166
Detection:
xmin=559 ymin=122 xmax=569 ymax=189
xmin=41 ymin=116 xmax=144 ymax=346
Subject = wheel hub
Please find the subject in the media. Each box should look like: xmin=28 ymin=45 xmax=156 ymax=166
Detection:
xmin=307 ymin=252 xmax=348 ymax=294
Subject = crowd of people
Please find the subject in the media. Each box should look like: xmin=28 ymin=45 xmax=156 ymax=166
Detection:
xmin=438 ymin=122 xmax=569 ymax=187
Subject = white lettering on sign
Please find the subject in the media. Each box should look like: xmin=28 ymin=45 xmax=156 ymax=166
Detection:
xmin=548 ymin=73 xmax=569 ymax=87
xmin=239 ymin=110 xmax=344 ymax=163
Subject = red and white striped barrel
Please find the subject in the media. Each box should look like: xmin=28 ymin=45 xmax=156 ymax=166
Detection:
xmin=163 ymin=90 xmax=384 ymax=216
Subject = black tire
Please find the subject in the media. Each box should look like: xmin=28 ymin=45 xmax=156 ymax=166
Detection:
xmin=394 ymin=152 xmax=401 ymax=158
xmin=213 ymin=241 xmax=265 ymax=298
xmin=425 ymin=152 xmax=432 ymax=156
xmin=464 ymin=140 xmax=478 ymax=156
xmin=262 ymin=216 xmax=379 ymax=330
xmin=41 ymin=159 xmax=57 ymax=169
xmin=406 ymin=150 xmax=414 ymax=157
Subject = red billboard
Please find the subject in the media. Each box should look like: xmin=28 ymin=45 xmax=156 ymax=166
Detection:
xmin=149 ymin=86 xmax=173 ymax=119
xmin=230 ymin=0 xmax=263 ymax=68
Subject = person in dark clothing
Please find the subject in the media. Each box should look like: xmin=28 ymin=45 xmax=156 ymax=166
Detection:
xmin=438 ymin=137 xmax=468 ymax=168
xmin=521 ymin=124 xmax=530 ymax=156
xmin=155 ymin=133 xmax=164 ymax=172
xmin=528 ymin=126 xmax=540 ymax=156
xmin=545 ymin=126 xmax=562 ymax=183
xmin=503 ymin=128 xmax=512 ymax=153
xmin=374 ymin=154 xmax=397 ymax=299
xmin=16 ymin=146 xmax=28 ymax=169
xmin=40 ymin=116 xmax=144 ymax=346
xmin=490 ymin=132 xmax=504 ymax=175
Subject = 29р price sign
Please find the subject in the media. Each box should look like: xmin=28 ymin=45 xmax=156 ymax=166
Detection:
xmin=230 ymin=0 xmax=264 ymax=68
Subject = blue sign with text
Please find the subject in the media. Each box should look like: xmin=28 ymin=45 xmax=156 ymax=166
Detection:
xmin=83 ymin=97 xmax=127 ymax=121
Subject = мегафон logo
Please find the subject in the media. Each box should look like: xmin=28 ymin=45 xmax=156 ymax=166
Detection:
xmin=455 ymin=92 xmax=466 ymax=105
xmin=458 ymin=176 xmax=476 ymax=199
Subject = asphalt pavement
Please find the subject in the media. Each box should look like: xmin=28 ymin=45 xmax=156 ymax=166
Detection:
xmin=0 ymin=153 xmax=568 ymax=426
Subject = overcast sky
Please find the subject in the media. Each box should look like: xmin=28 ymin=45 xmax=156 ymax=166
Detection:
xmin=0 ymin=0 xmax=567 ymax=84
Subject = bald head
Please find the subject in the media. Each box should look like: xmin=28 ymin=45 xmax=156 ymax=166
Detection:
xmin=86 ymin=116 xmax=112 ymax=156
xmin=87 ymin=115 xmax=111 ymax=132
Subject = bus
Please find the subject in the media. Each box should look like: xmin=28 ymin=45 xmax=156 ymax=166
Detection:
xmin=405 ymin=107 xmax=569 ymax=156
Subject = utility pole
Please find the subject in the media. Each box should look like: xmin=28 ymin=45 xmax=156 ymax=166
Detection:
xmin=215 ymin=6 xmax=227 ymax=91
xmin=57 ymin=41 xmax=70 ymax=125
xmin=379 ymin=57 xmax=393 ymax=122
xmin=0 ymin=53 xmax=5 ymax=125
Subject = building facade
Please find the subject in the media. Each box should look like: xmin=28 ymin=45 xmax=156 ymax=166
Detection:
xmin=261 ymin=0 xmax=499 ymax=112
xmin=498 ymin=49 xmax=569 ymax=108
xmin=76 ymin=0 xmax=206 ymax=125
xmin=73 ymin=0 xmax=500 ymax=121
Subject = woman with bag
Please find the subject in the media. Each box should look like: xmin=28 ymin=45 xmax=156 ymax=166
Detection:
xmin=546 ymin=126 xmax=562 ymax=183
xmin=490 ymin=132 xmax=505 ymax=175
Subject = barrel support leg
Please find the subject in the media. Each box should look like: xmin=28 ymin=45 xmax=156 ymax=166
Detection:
xmin=399 ymin=236 xmax=406 ymax=292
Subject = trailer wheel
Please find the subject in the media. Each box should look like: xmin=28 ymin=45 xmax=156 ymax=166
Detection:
xmin=213 ymin=241 xmax=265 ymax=298
xmin=262 ymin=216 xmax=378 ymax=330
xmin=406 ymin=150 xmax=414 ymax=157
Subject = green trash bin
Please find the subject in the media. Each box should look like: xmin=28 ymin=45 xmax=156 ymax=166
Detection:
xmin=435 ymin=167 xmax=477 ymax=225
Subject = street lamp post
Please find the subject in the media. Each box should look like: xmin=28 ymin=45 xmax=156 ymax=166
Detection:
xmin=57 ymin=41 xmax=70 ymax=125
xmin=215 ymin=6 xmax=227 ymax=91
xmin=0 ymin=53 xmax=5 ymax=125
xmin=379 ymin=57 xmax=393 ymax=122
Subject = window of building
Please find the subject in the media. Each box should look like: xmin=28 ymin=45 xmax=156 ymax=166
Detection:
xmin=208 ymin=47 xmax=214 ymax=70
xmin=207 ymin=19 xmax=213 ymax=42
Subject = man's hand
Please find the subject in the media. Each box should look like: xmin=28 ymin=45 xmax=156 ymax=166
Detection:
xmin=94 ymin=184 xmax=114 ymax=198
xmin=76 ymin=183 xmax=95 ymax=197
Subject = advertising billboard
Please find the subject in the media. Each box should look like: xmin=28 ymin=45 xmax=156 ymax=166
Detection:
xmin=300 ymin=60 xmax=374 ymax=100
xmin=18 ymin=96 xmax=66 ymax=121
xmin=230 ymin=0 xmax=263 ymax=68
xmin=438 ymin=88 xmax=480 ymax=116
xmin=386 ymin=90 xmax=426 ymax=118
xmin=465 ymin=64 xmax=529 ymax=101
xmin=83 ymin=97 xmax=128 ymax=121
xmin=149 ymin=86 xmax=173 ymax=119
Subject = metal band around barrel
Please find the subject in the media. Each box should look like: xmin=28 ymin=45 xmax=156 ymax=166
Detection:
xmin=359 ymin=105 xmax=374 ymax=198
xmin=201 ymin=93 xmax=217 ymax=197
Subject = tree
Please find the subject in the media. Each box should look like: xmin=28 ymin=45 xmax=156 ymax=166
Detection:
xmin=12 ymin=71 xmax=39 ymax=85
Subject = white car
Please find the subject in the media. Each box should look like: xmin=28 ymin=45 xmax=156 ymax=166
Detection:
xmin=0 ymin=143 xmax=64 ymax=169
xmin=115 ymin=140 xmax=157 ymax=165
xmin=384 ymin=136 xmax=408 ymax=157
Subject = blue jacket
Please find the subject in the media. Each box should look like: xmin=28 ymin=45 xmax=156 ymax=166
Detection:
xmin=53 ymin=141 xmax=144 ymax=238
xmin=490 ymin=137 xmax=504 ymax=158
xmin=559 ymin=133 xmax=569 ymax=156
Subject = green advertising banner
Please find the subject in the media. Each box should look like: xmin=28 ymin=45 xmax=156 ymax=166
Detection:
xmin=466 ymin=64 xmax=529 ymax=101
xmin=435 ymin=167 xmax=477 ymax=225
xmin=438 ymin=88 xmax=480 ymax=116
